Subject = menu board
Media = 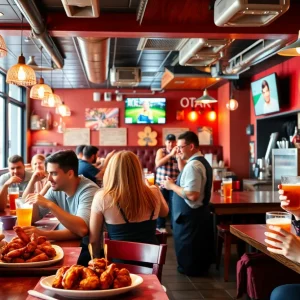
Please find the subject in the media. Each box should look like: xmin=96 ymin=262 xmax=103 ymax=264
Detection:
xmin=63 ymin=128 xmax=90 ymax=146
xmin=99 ymin=128 xmax=127 ymax=146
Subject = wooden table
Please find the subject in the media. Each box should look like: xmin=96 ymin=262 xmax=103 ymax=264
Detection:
xmin=230 ymin=224 xmax=300 ymax=274
xmin=211 ymin=191 xmax=282 ymax=215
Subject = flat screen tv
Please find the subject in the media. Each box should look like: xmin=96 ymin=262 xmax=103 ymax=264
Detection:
xmin=125 ymin=98 xmax=166 ymax=124
xmin=251 ymin=73 xmax=280 ymax=116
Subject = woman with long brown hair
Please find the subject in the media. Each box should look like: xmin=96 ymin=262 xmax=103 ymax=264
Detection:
xmin=89 ymin=151 xmax=169 ymax=257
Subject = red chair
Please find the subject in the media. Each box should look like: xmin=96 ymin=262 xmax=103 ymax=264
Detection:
xmin=155 ymin=229 xmax=168 ymax=244
xmin=104 ymin=238 xmax=167 ymax=282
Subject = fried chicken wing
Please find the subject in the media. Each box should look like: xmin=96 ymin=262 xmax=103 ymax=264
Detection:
xmin=113 ymin=268 xmax=132 ymax=289
xmin=99 ymin=263 xmax=116 ymax=290
xmin=11 ymin=257 xmax=25 ymax=263
xmin=52 ymin=266 xmax=70 ymax=289
xmin=25 ymin=241 xmax=37 ymax=253
xmin=39 ymin=245 xmax=56 ymax=258
xmin=13 ymin=226 xmax=30 ymax=244
xmin=79 ymin=267 xmax=100 ymax=290
xmin=6 ymin=246 xmax=26 ymax=258
xmin=88 ymin=258 xmax=108 ymax=275
xmin=37 ymin=236 xmax=47 ymax=245
xmin=62 ymin=265 xmax=84 ymax=290
xmin=26 ymin=252 xmax=48 ymax=262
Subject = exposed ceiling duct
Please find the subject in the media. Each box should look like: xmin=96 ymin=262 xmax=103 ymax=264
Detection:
xmin=137 ymin=38 xmax=188 ymax=51
xmin=14 ymin=0 xmax=64 ymax=69
xmin=223 ymin=39 xmax=286 ymax=75
xmin=61 ymin=0 xmax=100 ymax=18
xmin=77 ymin=37 xmax=110 ymax=84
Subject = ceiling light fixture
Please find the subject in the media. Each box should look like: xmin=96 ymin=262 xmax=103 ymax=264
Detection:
xmin=0 ymin=12 xmax=4 ymax=17
xmin=0 ymin=34 xmax=7 ymax=57
xmin=195 ymin=88 xmax=217 ymax=104
xmin=226 ymin=81 xmax=239 ymax=111
xmin=30 ymin=46 xmax=52 ymax=100
xmin=278 ymin=31 xmax=300 ymax=56
xmin=6 ymin=15 xmax=36 ymax=86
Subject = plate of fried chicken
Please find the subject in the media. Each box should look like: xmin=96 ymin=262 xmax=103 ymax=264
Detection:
xmin=40 ymin=259 xmax=143 ymax=298
xmin=0 ymin=226 xmax=63 ymax=267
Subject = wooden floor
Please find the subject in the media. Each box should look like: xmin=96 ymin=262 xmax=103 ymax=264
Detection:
xmin=162 ymin=228 xmax=247 ymax=300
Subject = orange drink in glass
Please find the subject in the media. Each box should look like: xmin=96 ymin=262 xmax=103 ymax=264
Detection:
xmin=8 ymin=185 xmax=19 ymax=215
xmin=15 ymin=198 xmax=33 ymax=227
xmin=266 ymin=211 xmax=292 ymax=248
xmin=222 ymin=178 xmax=232 ymax=199
xmin=281 ymin=176 xmax=300 ymax=210
xmin=146 ymin=173 xmax=155 ymax=186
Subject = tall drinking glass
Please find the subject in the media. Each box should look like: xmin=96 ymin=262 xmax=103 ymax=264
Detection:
xmin=146 ymin=173 xmax=155 ymax=186
xmin=281 ymin=176 xmax=300 ymax=210
xmin=222 ymin=178 xmax=232 ymax=199
xmin=15 ymin=198 xmax=33 ymax=227
xmin=8 ymin=184 xmax=19 ymax=215
xmin=266 ymin=211 xmax=292 ymax=248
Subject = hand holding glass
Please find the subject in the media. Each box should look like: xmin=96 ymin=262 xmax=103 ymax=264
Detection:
xmin=266 ymin=211 xmax=292 ymax=248
xmin=15 ymin=198 xmax=33 ymax=227
xmin=281 ymin=176 xmax=300 ymax=210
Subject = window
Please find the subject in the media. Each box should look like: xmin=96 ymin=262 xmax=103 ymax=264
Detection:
xmin=0 ymin=73 xmax=26 ymax=167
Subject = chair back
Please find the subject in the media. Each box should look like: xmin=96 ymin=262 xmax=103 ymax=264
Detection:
xmin=104 ymin=238 xmax=167 ymax=282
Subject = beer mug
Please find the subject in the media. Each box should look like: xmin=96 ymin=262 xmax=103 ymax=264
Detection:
xmin=15 ymin=198 xmax=33 ymax=227
xmin=222 ymin=178 xmax=232 ymax=199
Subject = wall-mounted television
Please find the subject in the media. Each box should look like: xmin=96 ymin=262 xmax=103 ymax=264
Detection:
xmin=125 ymin=98 xmax=166 ymax=124
xmin=251 ymin=73 xmax=280 ymax=116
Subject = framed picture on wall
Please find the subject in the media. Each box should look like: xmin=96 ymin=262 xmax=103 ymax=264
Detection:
xmin=85 ymin=108 xmax=119 ymax=130
xmin=249 ymin=141 xmax=255 ymax=163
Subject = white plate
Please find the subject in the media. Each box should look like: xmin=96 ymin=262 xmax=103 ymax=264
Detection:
xmin=40 ymin=273 xmax=143 ymax=299
xmin=0 ymin=245 xmax=64 ymax=268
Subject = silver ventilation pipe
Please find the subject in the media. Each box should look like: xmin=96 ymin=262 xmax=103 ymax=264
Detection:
xmin=223 ymin=39 xmax=285 ymax=75
xmin=77 ymin=37 xmax=110 ymax=84
xmin=14 ymin=0 xmax=64 ymax=69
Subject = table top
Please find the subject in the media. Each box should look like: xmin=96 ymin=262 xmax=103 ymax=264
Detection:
xmin=230 ymin=224 xmax=300 ymax=274
xmin=211 ymin=191 xmax=282 ymax=215
xmin=22 ymin=274 xmax=167 ymax=300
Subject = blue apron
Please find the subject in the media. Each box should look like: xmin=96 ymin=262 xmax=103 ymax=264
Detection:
xmin=172 ymin=156 xmax=214 ymax=276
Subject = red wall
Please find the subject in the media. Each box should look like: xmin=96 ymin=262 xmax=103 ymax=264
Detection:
xmin=29 ymin=89 xmax=219 ymax=147
xmin=250 ymin=56 xmax=300 ymax=157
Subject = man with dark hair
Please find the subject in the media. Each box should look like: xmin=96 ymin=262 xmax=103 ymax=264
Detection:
xmin=261 ymin=79 xmax=279 ymax=114
xmin=25 ymin=150 xmax=99 ymax=246
xmin=155 ymin=134 xmax=184 ymax=233
xmin=162 ymin=131 xmax=214 ymax=276
xmin=75 ymin=145 xmax=86 ymax=159
xmin=0 ymin=155 xmax=32 ymax=211
xmin=78 ymin=146 xmax=102 ymax=183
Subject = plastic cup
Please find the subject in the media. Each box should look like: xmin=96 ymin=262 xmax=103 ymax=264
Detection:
xmin=15 ymin=198 xmax=33 ymax=227
xmin=266 ymin=211 xmax=292 ymax=248
xmin=281 ymin=176 xmax=300 ymax=210
xmin=222 ymin=178 xmax=232 ymax=198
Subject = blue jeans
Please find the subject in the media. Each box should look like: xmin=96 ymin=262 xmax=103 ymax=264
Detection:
xmin=271 ymin=284 xmax=300 ymax=300
xmin=156 ymin=188 xmax=173 ymax=229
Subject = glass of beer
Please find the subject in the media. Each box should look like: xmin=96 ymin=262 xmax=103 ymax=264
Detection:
xmin=266 ymin=211 xmax=292 ymax=248
xmin=281 ymin=176 xmax=300 ymax=210
xmin=146 ymin=173 xmax=155 ymax=186
xmin=8 ymin=184 xmax=19 ymax=215
xmin=222 ymin=178 xmax=232 ymax=198
xmin=15 ymin=198 xmax=33 ymax=227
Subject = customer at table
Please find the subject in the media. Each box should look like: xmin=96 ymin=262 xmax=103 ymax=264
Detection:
xmin=25 ymin=150 xmax=99 ymax=243
xmin=265 ymin=187 xmax=300 ymax=300
xmin=0 ymin=155 xmax=32 ymax=211
xmin=22 ymin=154 xmax=51 ymax=198
xmin=155 ymin=134 xmax=184 ymax=233
xmin=162 ymin=131 xmax=214 ymax=276
xmin=89 ymin=150 xmax=169 ymax=258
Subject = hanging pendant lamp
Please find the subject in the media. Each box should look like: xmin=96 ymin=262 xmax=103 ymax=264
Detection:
xmin=0 ymin=35 xmax=7 ymax=57
xmin=226 ymin=81 xmax=239 ymax=111
xmin=278 ymin=31 xmax=300 ymax=56
xmin=30 ymin=47 xmax=52 ymax=99
xmin=57 ymin=102 xmax=71 ymax=116
xmin=195 ymin=88 xmax=217 ymax=104
xmin=6 ymin=15 xmax=36 ymax=86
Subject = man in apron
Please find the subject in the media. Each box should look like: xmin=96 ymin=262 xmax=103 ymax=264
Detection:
xmin=162 ymin=131 xmax=214 ymax=276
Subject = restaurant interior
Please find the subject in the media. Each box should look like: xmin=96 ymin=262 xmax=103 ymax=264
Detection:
xmin=1 ymin=0 xmax=300 ymax=299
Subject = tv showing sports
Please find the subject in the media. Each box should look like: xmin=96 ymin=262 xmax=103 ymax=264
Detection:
xmin=251 ymin=73 xmax=280 ymax=116
xmin=125 ymin=98 xmax=166 ymax=124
